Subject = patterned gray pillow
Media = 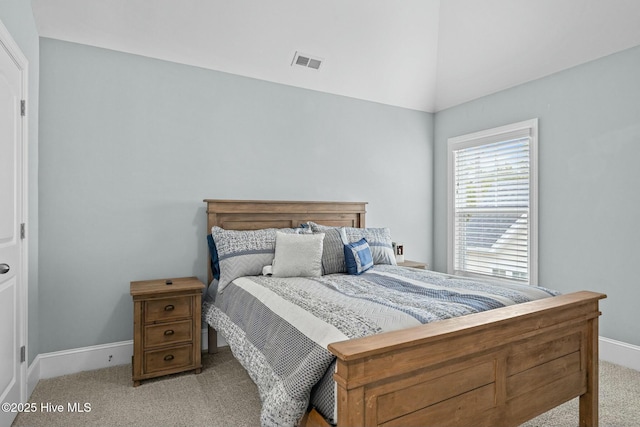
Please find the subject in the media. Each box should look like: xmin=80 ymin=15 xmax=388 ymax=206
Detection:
xmin=212 ymin=226 xmax=303 ymax=291
xmin=308 ymin=222 xmax=397 ymax=269
xmin=307 ymin=222 xmax=347 ymax=274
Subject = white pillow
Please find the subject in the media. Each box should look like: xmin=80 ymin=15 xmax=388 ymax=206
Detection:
xmin=272 ymin=231 xmax=325 ymax=278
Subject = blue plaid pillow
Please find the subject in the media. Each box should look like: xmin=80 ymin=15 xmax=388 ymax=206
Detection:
xmin=343 ymin=238 xmax=374 ymax=275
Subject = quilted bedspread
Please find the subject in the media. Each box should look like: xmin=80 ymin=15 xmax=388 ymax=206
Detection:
xmin=203 ymin=265 xmax=558 ymax=427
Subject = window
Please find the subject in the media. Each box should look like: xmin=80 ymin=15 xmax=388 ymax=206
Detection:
xmin=447 ymin=119 xmax=538 ymax=285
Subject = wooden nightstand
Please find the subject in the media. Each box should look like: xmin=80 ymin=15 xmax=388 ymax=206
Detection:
xmin=130 ymin=276 xmax=205 ymax=386
xmin=398 ymin=260 xmax=428 ymax=270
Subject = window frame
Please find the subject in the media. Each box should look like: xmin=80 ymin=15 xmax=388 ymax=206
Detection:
xmin=447 ymin=118 xmax=539 ymax=285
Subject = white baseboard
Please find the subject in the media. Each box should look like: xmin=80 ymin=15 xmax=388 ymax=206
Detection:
xmin=201 ymin=328 xmax=228 ymax=351
xmin=599 ymin=336 xmax=640 ymax=372
xmin=36 ymin=340 xmax=133 ymax=380
xmin=27 ymin=356 xmax=40 ymax=398
xmin=202 ymin=329 xmax=209 ymax=350
xmin=23 ymin=334 xmax=639 ymax=401
xmin=29 ymin=332 xmax=221 ymax=388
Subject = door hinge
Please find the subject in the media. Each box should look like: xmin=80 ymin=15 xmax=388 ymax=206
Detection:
xmin=20 ymin=346 xmax=26 ymax=363
xmin=21 ymin=100 xmax=26 ymax=116
xmin=20 ymin=223 xmax=25 ymax=240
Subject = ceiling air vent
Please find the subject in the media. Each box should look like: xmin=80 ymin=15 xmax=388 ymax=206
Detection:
xmin=292 ymin=52 xmax=323 ymax=70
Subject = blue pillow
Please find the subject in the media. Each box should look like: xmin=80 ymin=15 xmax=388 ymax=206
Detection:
xmin=343 ymin=238 xmax=374 ymax=275
xmin=207 ymin=234 xmax=220 ymax=280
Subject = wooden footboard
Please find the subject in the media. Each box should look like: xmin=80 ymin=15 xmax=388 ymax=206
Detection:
xmin=328 ymin=291 xmax=605 ymax=427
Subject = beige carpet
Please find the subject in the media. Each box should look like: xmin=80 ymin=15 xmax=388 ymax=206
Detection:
xmin=12 ymin=349 xmax=640 ymax=427
xmin=12 ymin=349 xmax=261 ymax=427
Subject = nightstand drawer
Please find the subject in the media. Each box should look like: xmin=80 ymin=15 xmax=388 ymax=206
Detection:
xmin=144 ymin=344 xmax=193 ymax=374
xmin=145 ymin=296 xmax=191 ymax=323
xmin=144 ymin=320 xmax=192 ymax=347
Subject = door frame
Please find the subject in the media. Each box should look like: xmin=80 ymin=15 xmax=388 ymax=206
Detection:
xmin=0 ymin=17 xmax=29 ymax=403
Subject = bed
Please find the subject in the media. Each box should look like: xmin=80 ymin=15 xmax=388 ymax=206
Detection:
xmin=203 ymin=199 xmax=606 ymax=427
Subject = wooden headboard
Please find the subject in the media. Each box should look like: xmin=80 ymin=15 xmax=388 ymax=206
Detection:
xmin=204 ymin=199 xmax=367 ymax=282
xmin=205 ymin=199 xmax=367 ymax=231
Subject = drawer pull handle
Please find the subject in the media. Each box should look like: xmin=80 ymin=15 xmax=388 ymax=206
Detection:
xmin=164 ymin=304 xmax=175 ymax=311
xmin=164 ymin=329 xmax=175 ymax=336
xmin=164 ymin=354 xmax=174 ymax=361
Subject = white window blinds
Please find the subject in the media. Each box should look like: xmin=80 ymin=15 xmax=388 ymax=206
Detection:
xmin=448 ymin=119 xmax=538 ymax=284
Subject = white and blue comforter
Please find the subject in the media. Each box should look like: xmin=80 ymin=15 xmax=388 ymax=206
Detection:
xmin=203 ymin=265 xmax=558 ymax=427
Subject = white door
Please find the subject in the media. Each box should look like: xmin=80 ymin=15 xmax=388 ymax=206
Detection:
xmin=0 ymin=21 xmax=26 ymax=427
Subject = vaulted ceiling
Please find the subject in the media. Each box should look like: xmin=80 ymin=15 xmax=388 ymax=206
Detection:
xmin=31 ymin=0 xmax=640 ymax=112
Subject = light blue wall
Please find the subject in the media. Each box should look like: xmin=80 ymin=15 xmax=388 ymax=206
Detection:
xmin=38 ymin=38 xmax=433 ymax=353
xmin=434 ymin=45 xmax=640 ymax=346
xmin=39 ymin=29 xmax=639 ymax=354
xmin=0 ymin=0 xmax=40 ymax=363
